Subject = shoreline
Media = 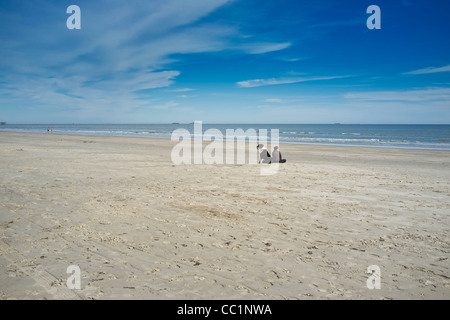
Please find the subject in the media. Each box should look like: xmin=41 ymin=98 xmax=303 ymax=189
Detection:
xmin=2 ymin=130 xmax=450 ymax=152
xmin=1 ymin=131 xmax=449 ymax=299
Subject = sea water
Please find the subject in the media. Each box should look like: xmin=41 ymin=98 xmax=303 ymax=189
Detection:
xmin=1 ymin=123 xmax=449 ymax=150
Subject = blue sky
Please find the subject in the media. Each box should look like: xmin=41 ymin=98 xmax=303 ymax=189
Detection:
xmin=0 ymin=0 xmax=449 ymax=124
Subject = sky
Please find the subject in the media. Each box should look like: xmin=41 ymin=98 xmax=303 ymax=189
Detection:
xmin=0 ymin=0 xmax=449 ymax=124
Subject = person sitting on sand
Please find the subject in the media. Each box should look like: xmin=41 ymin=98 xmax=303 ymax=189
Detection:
xmin=257 ymin=144 xmax=271 ymax=164
xmin=272 ymin=146 xmax=286 ymax=163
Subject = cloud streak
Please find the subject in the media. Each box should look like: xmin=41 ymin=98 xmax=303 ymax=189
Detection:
xmin=344 ymin=87 xmax=450 ymax=102
xmin=237 ymin=76 xmax=350 ymax=88
xmin=403 ymin=64 xmax=450 ymax=75
xmin=240 ymin=42 xmax=291 ymax=54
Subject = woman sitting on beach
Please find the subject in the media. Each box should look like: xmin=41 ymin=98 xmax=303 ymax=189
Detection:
xmin=271 ymin=146 xmax=286 ymax=163
xmin=257 ymin=144 xmax=271 ymax=163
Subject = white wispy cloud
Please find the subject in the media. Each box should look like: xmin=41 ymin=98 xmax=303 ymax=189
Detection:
xmin=237 ymin=76 xmax=350 ymax=88
xmin=0 ymin=0 xmax=235 ymax=121
xmin=151 ymin=101 xmax=180 ymax=110
xmin=166 ymin=88 xmax=196 ymax=92
xmin=265 ymin=98 xmax=285 ymax=103
xmin=277 ymin=57 xmax=309 ymax=62
xmin=240 ymin=42 xmax=291 ymax=54
xmin=263 ymin=97 xmax=304 ymax=104
xmin=344 ymin=87 xmax=450 ymax=102
xmin=0 ymin=0 xmax=297 ymax=122
xmin=403 ymin=64 xmax=450 ymax=75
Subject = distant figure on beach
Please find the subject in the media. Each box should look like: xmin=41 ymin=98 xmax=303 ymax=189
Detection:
xmin=272 ymin=146 xmax=286 ymax=163
xmin=47 ymin=128 xmax=50 ymax=133
xmin=51 ymin=128 xmax=53 ymax=133
xmin=257 ymin=144 xmax=271 ymax=164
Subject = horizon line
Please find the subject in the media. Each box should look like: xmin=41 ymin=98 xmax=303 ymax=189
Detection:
xmin=2 ymin=123 xmax=450 ymax=126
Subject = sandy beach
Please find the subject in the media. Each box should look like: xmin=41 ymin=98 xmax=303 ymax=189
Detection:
xmin=0 ymin=131 xmax=449 ymax=300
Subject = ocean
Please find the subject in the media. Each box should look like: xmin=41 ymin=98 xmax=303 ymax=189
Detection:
xmin=1 ymin=123 xmax=449 ymax=150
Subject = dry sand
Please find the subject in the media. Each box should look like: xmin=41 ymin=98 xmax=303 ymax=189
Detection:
xmin=0 ymin=131 xmax=449 ymax=300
